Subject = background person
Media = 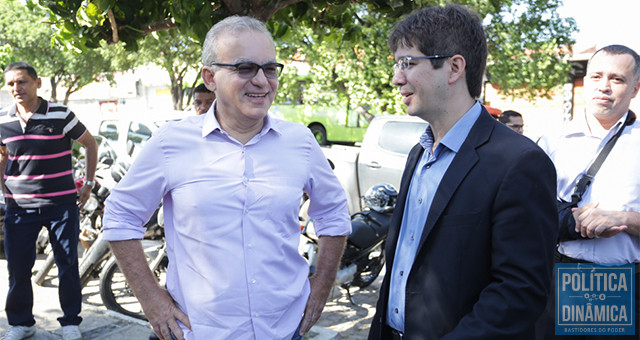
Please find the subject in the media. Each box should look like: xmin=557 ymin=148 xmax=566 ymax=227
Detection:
xmin=0 ymin=62 xmax=98 ymax=340
xmin=192 ymin=83 xmax=215 ymax=115
xmin=368 ymin=5 xmax=558 ymax=339
xmin=537 ymin=44 xmax=640 ymax=339
xmin=498 ymin=109 xmax=525 ymax=134
xmin=103 ymin=16 xmax=350 ymax=340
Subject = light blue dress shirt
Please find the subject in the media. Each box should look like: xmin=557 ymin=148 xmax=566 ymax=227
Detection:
xmin=387 ymin=102 xmax=482 ymax=332
xmin=103 ymin=105 xmax=351 ymax=340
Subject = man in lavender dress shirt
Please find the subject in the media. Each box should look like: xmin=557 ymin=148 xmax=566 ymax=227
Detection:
xmin=103 ymin=16 xmax=350 ymax=340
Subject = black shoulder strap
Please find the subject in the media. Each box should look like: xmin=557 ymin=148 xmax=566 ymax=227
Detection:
xmin=570 ymin=111 xmax=636 ymax=204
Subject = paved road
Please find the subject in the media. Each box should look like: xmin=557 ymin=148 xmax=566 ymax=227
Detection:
xmin=0 ymin=254 xmax=382 ymax=339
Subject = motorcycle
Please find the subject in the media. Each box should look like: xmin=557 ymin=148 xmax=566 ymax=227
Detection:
xmin=299 ymin=183 xmax=397 ymax=303
xmin=98 ymin=204 xmax=167 ymax=320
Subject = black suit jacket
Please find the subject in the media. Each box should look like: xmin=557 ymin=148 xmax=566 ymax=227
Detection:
xmin=369 ymin=109 xmax=558 ymax=340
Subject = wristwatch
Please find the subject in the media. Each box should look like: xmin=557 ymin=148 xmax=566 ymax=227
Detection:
xmin=83 ymin=179 xmax=96 ymax=188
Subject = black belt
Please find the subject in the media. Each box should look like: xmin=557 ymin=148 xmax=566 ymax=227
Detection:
xmin=390 ymin=328 xmax=404 ymax=340
xmin=555 ymin=249 xmax=640 ymax=274
xmin=384 ymin=324 xmax=404 ymax=340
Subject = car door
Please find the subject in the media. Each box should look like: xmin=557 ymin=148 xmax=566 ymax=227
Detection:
xmin=356 ymin=117 xmax=427 ymax=196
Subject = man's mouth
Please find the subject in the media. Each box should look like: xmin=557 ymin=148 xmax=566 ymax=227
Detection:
xmin=246 ymin=93 xmax=267 ymax=98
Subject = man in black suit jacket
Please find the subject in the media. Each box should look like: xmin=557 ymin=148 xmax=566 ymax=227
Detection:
xmin=368 ymin=5 xmax=558 ymax=339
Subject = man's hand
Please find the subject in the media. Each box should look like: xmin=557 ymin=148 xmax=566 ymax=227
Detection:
xmin=300 ymin=274 xmax=334 ymax=334
xmin=298 ymin=235 xmax=346 ymax=335
xmin=142 ymin=288 xmax=190 ymax=340
xmin=77 ymin=184 xmax=92 ymax=209
xmin=109 ymin=240 xmax=192 ymax=340
xmin=573 ymin=202 xmax=628 ymax=238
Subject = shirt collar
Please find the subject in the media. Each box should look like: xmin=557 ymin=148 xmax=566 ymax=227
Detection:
xmin=8 ymin=97 xmax=47 ymax=117
xmin=201 ymin=100 xmax=282 ymax=139
xmin=418 ymin=101 xmax=482 ymax=153
xmin=565 ymin=110 xmax=628 ymax=140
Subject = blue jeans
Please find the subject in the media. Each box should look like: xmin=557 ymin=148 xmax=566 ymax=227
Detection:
xmin=291 ymin=322 xmax=303 ymax=340
xmin=4 ymin=204 xmax=82 ymax=326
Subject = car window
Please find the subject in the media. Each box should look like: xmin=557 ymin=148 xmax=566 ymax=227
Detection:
xmin=127 ymin=121 xmax=153 ymax=150
xmin=378 ymin=121 xmax=427 ymax=155
xmin=98 ymin=120 xmax=119 ymax=143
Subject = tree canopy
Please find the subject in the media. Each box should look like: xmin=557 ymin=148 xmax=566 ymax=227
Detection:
xmin=28 ymin=0 xmax=576 ymax=112
xmin=0 ymin=0 xmax=122 ymax=104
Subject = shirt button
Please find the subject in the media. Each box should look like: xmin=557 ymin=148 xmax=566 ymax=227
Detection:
xmin=243 ymin=177 xmax=249 ymax=184
xmin=426 ymin=164 xmax=431 ymax=169
xmin=251 ymin=279 xmax=257 ymax=284
xmin=418 ymin=198 xmax=422 ymax=204
xmin=248 ymin=243 xmax=253 ymax=248
xmin=410 ymin=235 xmax=415 ymax=241
xmin=394 ymin=308 xmax=399 ymax=314
xmin=400 ymin=271 xmax=404 ymax=276
xmin=245 ymin=209 xmax=249 ymax=214
xmin=254 ymin=312 xmax=259 ymax=317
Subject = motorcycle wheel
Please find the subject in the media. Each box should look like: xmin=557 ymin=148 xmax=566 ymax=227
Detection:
xmin=350 ymin=243 xmax=385 ymax=289
xmin=33 ymin=249 xmax=55 ymax=286
xmin=99 ymin=251 xmax=168 ymax=320
xmin=78 ymin=214 xmax=107 ymax=288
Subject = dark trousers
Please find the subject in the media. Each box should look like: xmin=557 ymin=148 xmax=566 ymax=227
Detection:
xmin=4 ymin=204 xmax=82 ymax=326
xmin=536 ymin=251 xmax=639 ymax=339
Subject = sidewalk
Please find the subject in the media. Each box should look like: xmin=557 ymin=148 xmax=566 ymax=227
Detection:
xmin=0 ymin=255 xmax=381 ymax=339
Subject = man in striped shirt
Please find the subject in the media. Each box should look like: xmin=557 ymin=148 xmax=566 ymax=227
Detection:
xmin=0 ymin=62 xmax=97 ymax=340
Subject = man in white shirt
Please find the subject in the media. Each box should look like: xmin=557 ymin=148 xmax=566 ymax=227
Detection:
xmin=538 ymin=44 xmax=640 ymax=339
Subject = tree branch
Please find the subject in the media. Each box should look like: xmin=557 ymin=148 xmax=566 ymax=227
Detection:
xmin=141 ymin=19 xmax=176 ymax=34
xmin=258 ymin=0 xmax=302 ymax=21
xmin=108 ymin=9 xmax=119 ymax=43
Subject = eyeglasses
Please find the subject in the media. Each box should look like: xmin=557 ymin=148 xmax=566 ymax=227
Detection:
xmin=505 ymin=123 xmax=524 ymax=129
xmin=210 ymin=62 xmax=284 ymax=79
xmin=393 ymin=55 xmax=454 ymax=72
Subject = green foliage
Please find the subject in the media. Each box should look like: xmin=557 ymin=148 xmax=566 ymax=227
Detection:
xmin=482 ymin=0 xmax=576 ymax=100
xmin=0 ymin=0 xmax=124 ymax=104
xmin=272 ymin=0 xmax=576 ymax=113
xmin=27 ymin=0 xmax=577 ymax=111
xmin=0 ymin=44 xmax=15 ymax=71
xmin=136 ymin=30 xmax=203 ymax=110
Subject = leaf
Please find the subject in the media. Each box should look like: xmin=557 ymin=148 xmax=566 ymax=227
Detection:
xmin=75 ymin=2 xmax=105 ymax=27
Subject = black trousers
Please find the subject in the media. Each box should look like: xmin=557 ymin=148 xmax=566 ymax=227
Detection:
xmin=535 ymin=251 xmax=639 ymax=339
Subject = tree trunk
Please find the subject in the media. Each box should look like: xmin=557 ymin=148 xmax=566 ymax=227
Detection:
xmin=185 ymin=70 xmax=202 ymax=108
xmin=49 ymin=77 xmax=58 ymax=103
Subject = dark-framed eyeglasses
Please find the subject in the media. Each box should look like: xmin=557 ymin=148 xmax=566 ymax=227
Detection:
xmin=210 ymin=62 xmax=284 ymax=79
xmin=505 ymin=123 xmax=524 ymax=129
xmin=393 ymin=55 xmax=454 ymax=72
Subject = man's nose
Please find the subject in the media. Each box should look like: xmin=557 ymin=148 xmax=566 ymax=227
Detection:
xmin=251 ymin=68 xmax=269 ymax=84
xmin=597 ymin=79 xmax=611 ymax=92
xmin=392 ymin=69 xmax=406 ymax=86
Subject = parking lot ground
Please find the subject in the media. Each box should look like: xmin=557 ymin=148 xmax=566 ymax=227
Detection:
xmin=0 ymin=256 xmax=382 ymax=339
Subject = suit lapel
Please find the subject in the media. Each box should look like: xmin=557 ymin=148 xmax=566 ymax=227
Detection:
xmin=415 ymin=110 xmax=494 ymax=253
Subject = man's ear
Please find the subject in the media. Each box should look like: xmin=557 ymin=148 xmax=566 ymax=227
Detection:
xmin=202 ymin=67 xmax=216 ymax=92
xmin=36 ymin=77 xmax=42 ymax=88
xmin=448 ymin=55 xmax=466 ymax=85
xmin=632 ymin=79 xmax=640 ymax=99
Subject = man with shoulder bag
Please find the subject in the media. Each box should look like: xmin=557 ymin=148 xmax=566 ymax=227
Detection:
xmin=538 ymin=44 xmax=640 ymax=339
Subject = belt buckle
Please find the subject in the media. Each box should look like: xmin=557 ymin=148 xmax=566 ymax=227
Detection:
xmin=391 ymin=328 xmax=404 ymax=340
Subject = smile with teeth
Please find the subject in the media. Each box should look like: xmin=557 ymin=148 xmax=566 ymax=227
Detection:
xmin=247 ymin=93 xmax=267 ymax=98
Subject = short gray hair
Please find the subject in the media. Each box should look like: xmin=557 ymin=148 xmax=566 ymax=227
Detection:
xmin=202 ymin=16 xmax=273 ymax=66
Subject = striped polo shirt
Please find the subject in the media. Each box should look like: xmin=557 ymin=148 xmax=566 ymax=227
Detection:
xmin=0 ymin=98 xmax=87 ymax=209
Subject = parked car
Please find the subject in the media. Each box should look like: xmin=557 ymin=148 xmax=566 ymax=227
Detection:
xmin=321 ymin=114 xmax=427 ymax=214
xmin=95 ymin=110 xmax=188 ymax=161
